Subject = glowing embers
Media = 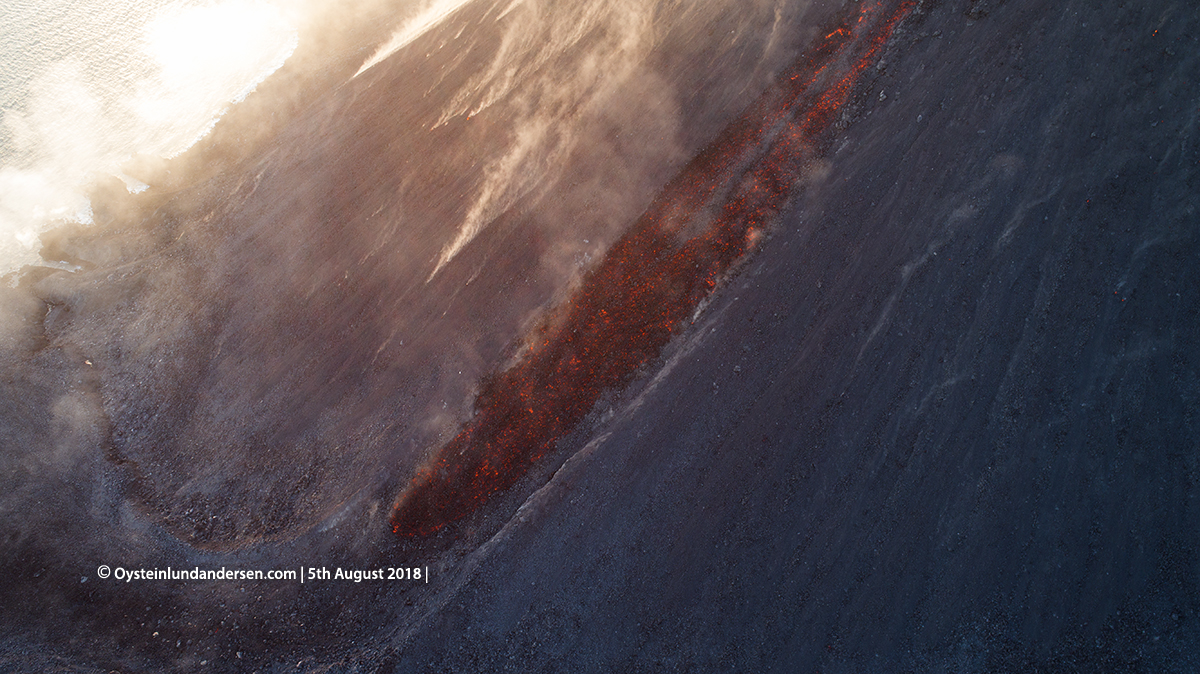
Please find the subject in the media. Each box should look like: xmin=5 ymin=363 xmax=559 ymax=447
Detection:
xmin=390 ymin=0 xmax=916 ymax=537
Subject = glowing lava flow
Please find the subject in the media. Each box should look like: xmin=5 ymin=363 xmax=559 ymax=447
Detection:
xmin=391 ymin=0 xmax=916 ymax=537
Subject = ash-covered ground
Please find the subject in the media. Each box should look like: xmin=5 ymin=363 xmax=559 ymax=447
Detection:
xmin=1 ymin=0 xmax=1197 ymax=671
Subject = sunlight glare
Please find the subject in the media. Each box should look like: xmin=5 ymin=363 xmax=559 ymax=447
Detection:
xmin=135 ymin=0 xmax=298 ymax=140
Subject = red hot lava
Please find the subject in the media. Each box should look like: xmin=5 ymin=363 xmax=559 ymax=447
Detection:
xmin=391 ymin=0 xmax=916 ymax=537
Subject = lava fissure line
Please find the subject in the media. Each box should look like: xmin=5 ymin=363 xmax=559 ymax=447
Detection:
xmin=390 ymin=0 xmax=916 ymax=537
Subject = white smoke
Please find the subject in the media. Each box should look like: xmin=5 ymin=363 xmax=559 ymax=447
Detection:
xmin=425 ymin=0 xmax=659 ymax=278
xmin=354 ymin=0 xmax=479 ymax=78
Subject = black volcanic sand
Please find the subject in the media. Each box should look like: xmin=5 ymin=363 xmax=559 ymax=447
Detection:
xmin=2 ymin=0 xmax=1199 ymax=671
